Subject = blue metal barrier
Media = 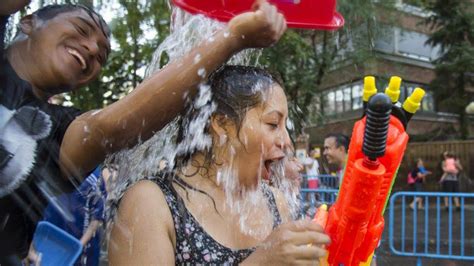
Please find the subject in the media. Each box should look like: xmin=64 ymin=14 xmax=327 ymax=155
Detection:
xmin=300 ymin=188 xmax=338 ymax=217
xmin=303 ymin=174 xmax=339 ymax=189
xmin=389 ymin=191 xmax=474 ymax=265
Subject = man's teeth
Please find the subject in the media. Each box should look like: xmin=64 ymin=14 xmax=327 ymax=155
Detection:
xmin=67 ymin=48 xmax=87 ymax=70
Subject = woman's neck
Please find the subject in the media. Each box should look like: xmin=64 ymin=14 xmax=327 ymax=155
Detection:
xmin=179 ymin=152 xmax=222 ymax=190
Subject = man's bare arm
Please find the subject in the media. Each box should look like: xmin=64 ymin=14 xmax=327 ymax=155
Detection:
xmin=60 ymin=1 xmax=286 ymax=180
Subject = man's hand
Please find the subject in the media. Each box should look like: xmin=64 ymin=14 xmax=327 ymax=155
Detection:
xmin=227 ymin=0 xmax=287 ymax=50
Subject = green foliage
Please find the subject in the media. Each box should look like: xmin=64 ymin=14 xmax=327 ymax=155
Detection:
xmin=69 ymin=0 xmax=171 ymax=110
xmin=260 ymin=0 xmax=395 ymax=136
xmin=425 ymin=0 xmax=474 ymax=139
xmin=17 ymin=0 xmax=395 ymax=135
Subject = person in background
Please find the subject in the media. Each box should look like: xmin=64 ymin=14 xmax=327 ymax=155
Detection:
xmin=303 ymin=149 xmax=320 ymax=190
xmin=409 ymin=158 xmax=431 ymax=210
xmin=25 ymin=166 xmax=109 ymax=266
xmin=44 ymin=166 xmax=106 ymax=266
xmin=323 ymin=133 xmax=349 ymax=188
xmin=440 ymin=151 xmax=463 ymax=210
xmin=283 ymin=147 xmax=304 ymax=188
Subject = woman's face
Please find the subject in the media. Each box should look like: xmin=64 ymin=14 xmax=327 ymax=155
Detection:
xmin=224 ymin=84 xmax=290 ymax=189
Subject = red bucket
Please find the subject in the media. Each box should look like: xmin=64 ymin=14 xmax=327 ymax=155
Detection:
xmin=172 ymin=0 xmax=344 ymax=30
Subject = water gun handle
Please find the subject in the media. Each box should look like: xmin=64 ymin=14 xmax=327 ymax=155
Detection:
xmin=312 ymin=204 xmax=329 ymax=228
xmin=313 ymin=204 xmax=329 ymax=266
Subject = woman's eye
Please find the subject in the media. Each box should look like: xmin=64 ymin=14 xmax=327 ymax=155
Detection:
xmin=267 ymin=123 xmax=278 ymax=129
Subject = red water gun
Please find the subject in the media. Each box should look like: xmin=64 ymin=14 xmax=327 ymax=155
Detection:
xmin=317 ymin=76 xmax=425 ymax=266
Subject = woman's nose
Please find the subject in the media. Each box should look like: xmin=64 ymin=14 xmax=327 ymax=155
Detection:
xmin=277 ymin=129 xmax=291 ymax=149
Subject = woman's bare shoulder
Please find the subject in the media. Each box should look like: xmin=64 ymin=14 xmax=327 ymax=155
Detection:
xmin=119 ymin=179 xmax=170 ymax=217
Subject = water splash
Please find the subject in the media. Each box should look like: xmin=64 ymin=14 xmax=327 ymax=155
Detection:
xmin=145 ymin=8 xmax=261 ymax=77
xmin=105 ymin=6 xmax=296 ymax=244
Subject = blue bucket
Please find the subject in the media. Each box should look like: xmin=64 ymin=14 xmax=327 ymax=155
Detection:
xmin=32 ymin=221 xmax=83 ymax=266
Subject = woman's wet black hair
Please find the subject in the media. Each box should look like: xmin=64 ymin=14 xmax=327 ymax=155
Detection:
xmin=30 ymin=4 xmax=110 ymax=39
xmin=167 ymin=65 xmax=282 ymax=215
xmin=175 ymin=65 xmax=281 ymax=171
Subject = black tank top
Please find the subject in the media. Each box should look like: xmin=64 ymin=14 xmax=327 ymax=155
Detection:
xmin=154 ymin=178 xmax=282 ymax=265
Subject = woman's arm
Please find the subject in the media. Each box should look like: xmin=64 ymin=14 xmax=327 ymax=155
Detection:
xmin=108 ymin=180 xmax=176 ymax=265
xmin=60 ymin=1 xmax=287 ymax=180
xmin=441 ymin=161 xmax=447 ymax=172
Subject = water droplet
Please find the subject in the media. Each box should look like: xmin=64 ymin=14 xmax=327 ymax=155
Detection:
xmin=241 ymin=35 xmax=245 ymax=39
xmin=208 ymin=36 xmax=215 ymax=42
xmin=224 ymin=31 xmax=230 ymax=38
xmin=194 ymin=54 xmax=201 ymax=64
xmin=91 ymin=110 xmax=101 ymax=116
xmin=219 ymin=134 xmax=227 ymax=145
xmin=84 ymin=125 xmax=90 ymax=133
xmin=286 ymin=119 xmax=294 ymax=130
xmin=197 ymin=68 xmax=206 ymax=78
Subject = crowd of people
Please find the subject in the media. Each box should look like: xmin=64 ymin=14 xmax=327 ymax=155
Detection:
xmin=407 ymin=151 xmax=465 ymax=211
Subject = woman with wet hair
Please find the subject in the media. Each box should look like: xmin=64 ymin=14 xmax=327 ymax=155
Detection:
xmin=1 ymin=0 xmax=286 ymax=261
xmin=109 ymin=66 xmax=329 ymax=265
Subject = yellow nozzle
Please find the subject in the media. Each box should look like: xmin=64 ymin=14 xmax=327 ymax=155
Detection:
xmin=385 ymin=76 xmax=401 ymax=103
xmin=363 ymin=76 xmax=377 ymax=102
xmin=402 ymin=87 xmax=425 ymax=114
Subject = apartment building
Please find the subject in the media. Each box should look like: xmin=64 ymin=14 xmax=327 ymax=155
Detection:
xmin=304 ymin=1 xmax=467 ymax=145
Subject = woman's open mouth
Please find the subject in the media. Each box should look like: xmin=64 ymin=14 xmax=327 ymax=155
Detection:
xmin=262 ymin=157 xmax=284 ymax=181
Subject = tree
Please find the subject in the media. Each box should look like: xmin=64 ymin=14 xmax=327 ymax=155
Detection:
xmin=69 ymin=0 xmax=171 ymax=110
xmin=259 ymin=0 xmax=395 ymax=136
xmin=425 ymin=0 xmax=474 ymax=139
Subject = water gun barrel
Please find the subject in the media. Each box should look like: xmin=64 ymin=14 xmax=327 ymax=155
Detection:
xmin=385 ymin=76 xmax=402 ymax=104
xmin=402 ymin=87 xmax=425 ymax=122
xmin=362 ymin=76 xmax=377 ymax=111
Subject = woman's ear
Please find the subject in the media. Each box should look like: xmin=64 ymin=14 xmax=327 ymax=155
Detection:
xmin=210 ymin=115 xmax=235 ymax=146
xmin=19 ymin=15 xmax=35 ymax=36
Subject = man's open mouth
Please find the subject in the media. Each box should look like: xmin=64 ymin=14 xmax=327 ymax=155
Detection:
xmin=67 ymin=47 xmax=87 ymax=71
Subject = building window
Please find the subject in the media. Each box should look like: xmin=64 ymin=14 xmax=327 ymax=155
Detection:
xmin=352 ymin=84 xmax=363 ymax=110
xmin=374 ymin=26 xmax=441 ymax=62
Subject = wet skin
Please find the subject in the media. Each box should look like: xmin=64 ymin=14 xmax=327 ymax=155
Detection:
xmin=220 ymin=84 xmax=291 ymax=189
